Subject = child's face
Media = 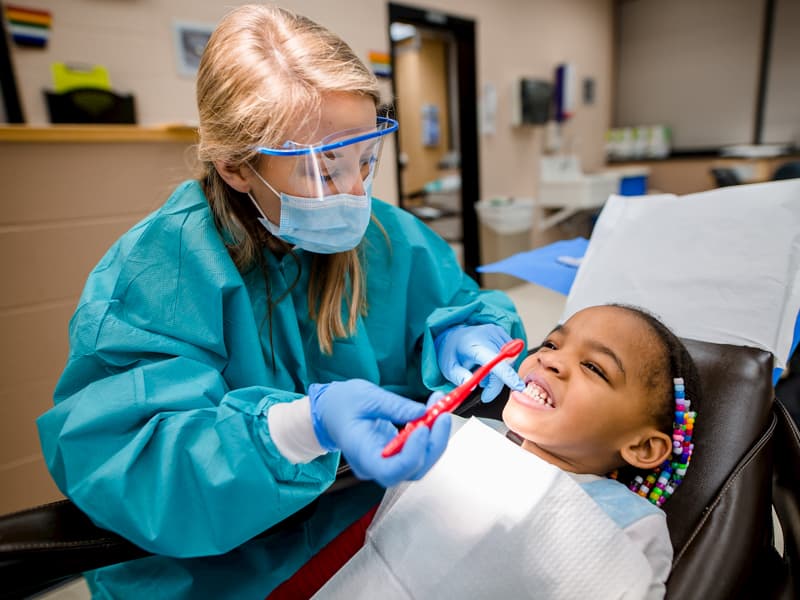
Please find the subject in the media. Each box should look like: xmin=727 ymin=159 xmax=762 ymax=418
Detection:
xmin=502 ymin=305 xmax=665 ymax=475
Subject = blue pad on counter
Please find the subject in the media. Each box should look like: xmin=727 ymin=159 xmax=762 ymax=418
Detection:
xmin=477 ymin=237 xmax=588 ymax=296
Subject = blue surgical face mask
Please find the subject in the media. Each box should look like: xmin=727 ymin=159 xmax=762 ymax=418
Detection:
xmin=247 ymin=165 xmax=372 ymax=254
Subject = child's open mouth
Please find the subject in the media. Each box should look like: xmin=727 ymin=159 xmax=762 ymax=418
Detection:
xmin=513 ymin=380 xmax=555 ymax=409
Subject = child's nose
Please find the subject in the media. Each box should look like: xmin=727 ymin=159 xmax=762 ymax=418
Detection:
xmin=538 ymin=352 xmax=566 ymax=375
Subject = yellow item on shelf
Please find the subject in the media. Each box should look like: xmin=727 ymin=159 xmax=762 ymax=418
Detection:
xmin=51 ymin=63 xmax=112 ymax=93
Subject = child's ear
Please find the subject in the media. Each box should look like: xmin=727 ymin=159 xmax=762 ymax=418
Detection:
xmin=620 ymin=429 xmax=672 ymax=470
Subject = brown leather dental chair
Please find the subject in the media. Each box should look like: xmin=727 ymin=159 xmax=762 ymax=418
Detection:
xmin=663 ymin=339 xmax=798 ymax=599
xmin=1 ymin=339 xmax=799 ymax=599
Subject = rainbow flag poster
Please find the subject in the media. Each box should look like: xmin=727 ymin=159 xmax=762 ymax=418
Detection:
xmin=368 ymin=51 xmax=391 ymax=78
xmin=5 ymin=4 xmax=52 ymax=48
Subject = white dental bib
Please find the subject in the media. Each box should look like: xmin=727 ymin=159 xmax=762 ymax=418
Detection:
xmin=314 ymin=418 xmax=654 ymax=599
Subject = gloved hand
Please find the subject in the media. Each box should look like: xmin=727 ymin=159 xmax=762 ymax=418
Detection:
xmin=435 ymin=323 xmax=526 ymax=402
xmin=309 ymin=379 xmax=451 ymax=487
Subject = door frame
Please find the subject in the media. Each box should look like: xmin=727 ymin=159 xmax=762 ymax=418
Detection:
xmin=388 ymin=3 xmax=481 ymax=281
xmin=0 ymin=2 xmax=25 ymax=123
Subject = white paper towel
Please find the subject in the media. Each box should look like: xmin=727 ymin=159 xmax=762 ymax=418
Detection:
xmin=314 ymin=418 xmax=653 ymax=599
xmin=562 ymin=179 xmax=800 ymax=368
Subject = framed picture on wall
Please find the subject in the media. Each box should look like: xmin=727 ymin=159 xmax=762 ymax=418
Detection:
xmin=172 ymin=21 xmax=215 ymax=78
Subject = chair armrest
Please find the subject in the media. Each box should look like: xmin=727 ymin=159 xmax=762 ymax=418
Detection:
xmin=0 ymin=499 xmax=150 ymax=599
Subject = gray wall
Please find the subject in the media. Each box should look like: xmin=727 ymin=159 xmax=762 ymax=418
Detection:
xmin=615 ymin=0 xmax=799 ymax=150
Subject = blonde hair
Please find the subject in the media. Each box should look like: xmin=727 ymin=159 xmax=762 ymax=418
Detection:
xmin=195 ymin=4 xmax=382 ymax=355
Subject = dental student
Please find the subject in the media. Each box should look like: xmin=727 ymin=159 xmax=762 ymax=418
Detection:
xmin=36 ymin=5 xmax=525 ymax=599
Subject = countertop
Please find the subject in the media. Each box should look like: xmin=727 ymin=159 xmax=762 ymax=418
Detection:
xmin=0 ymin=124 xmax=198 ymax=143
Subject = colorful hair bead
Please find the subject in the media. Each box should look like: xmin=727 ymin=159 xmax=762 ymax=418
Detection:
xmin=627 ymin=377 xmax=697 ymax=507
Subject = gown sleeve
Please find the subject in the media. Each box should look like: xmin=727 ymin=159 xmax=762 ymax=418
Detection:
xmin=375 ymin=203 xmax=527 ymax=390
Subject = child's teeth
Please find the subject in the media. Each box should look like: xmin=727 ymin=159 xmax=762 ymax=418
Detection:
xmin=523 ymin=382 xmax=552 ymax=406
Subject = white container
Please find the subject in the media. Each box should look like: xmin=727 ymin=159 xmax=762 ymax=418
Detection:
xmin=476 ymin=197 xmax=535 ymax=290
xmin=475 ymin=197 xmax=535 ymax=234
xmin=537 ymin=173 xmax=619 ymax=210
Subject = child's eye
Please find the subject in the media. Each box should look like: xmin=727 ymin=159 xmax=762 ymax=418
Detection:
xmin=582 ymin=361 xmax=608 ymax=382
xmin=540 ymin=339 xmax=557 ymax=350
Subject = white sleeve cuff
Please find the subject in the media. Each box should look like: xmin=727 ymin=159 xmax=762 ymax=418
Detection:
xmin=267 ymin=396 xmax=328 ymax=464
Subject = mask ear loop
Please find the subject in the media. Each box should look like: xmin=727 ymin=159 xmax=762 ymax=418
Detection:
xmin=246 ymin=163 xmax=280 ymax=221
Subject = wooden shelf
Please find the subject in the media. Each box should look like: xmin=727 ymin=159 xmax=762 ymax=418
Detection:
xmin=0 ymin=124 xmax=198 ymax=143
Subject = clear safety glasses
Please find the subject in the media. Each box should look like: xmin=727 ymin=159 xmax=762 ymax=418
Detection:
xmin=254 ymin=117 xmax=398 ymax=201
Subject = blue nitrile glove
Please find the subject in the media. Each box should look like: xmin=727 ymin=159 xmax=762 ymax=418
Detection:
xmin=308 ymin=379 xmax=452 ymax=488
xmin=435 ymin=323 xmax=526 ymax=402
xmin=413 ymin=391 xmax=451 ymax=480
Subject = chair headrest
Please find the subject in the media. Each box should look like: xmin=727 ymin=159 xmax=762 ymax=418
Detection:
xmin=665 ymin=338 xmax=774 ymax=549
xmin=664 ymin=338 xmax=776 ymax=598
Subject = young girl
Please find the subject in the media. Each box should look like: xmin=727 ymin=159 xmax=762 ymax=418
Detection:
xmin=272 ymin=304 xmax=700 ymax=598
xmin=502 ymin=303 xmax=700 ymax=591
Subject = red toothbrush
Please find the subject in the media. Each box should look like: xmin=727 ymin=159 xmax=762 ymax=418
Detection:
xmin=381 ymin=338 xmax=525 ymax=457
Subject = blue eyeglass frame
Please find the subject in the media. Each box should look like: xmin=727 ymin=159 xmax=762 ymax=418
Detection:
xmin=255 ymin=116 xmax=399 ymax=157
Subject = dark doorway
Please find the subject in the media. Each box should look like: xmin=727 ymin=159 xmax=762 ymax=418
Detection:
xmin=388 ymin=3 xmax=481 ymax=281
xmin=0 ymin=2 xmax=25 ymax=123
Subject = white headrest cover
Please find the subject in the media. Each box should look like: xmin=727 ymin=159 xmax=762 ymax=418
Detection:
xmin=563 ymin=179 xmax=800 ymax=368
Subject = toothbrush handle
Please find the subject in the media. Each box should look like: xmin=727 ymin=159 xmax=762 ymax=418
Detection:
xmin=381 ymin=397 xmax=448 ymax=457
xmin=380 ymin=422 xmax=417 ymax=458
xmin=380 ymin=339 xmax=524 ymax=458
